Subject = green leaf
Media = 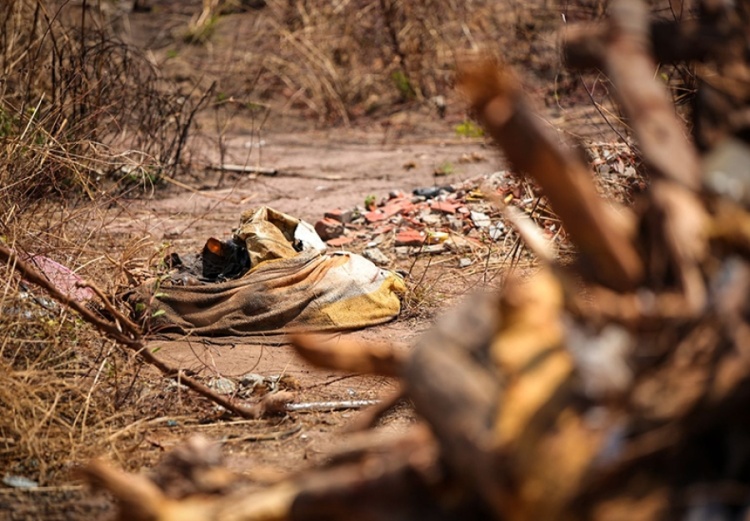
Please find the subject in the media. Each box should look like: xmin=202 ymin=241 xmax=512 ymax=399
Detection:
xmin=151 ymin=309 xmax=166 ymax=318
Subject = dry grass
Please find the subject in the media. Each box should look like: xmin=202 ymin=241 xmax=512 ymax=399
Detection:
xmin=150 ymin=0 xmax=566 ymax=125
xmin=0 ymin=0 xmax=213 ymax=486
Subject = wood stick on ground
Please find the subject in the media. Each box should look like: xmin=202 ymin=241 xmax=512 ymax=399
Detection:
xmin=207 ymin=164 xmax=278 ymax=176
xmin=80 ymin=458 xmax=300 ymax=521
xmin=81 ymin=426 xmax=441 ymax=521
xmin=345 ymin=386 xmax=406 ymax=432
xmin=458 ymin=58 xmax=644 ymax=292
xmin=0 ymin=244 xmax=280 ymax=419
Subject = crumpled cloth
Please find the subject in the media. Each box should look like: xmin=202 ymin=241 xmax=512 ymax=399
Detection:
xmin=135 ymin=207 xmax=405 ymax=338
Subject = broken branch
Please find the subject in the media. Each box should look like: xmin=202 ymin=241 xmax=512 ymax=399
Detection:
xmin=458 ymin=58 xmax=644 ymax=291
xmin=0 ymin=244 xmax=282 ymax=419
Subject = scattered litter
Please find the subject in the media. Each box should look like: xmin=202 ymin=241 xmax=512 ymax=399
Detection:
xmin=413 ymin=185 xmax=454 ymax=199
xmin=488 ymin=223 xmax=505 ymax=241
xmin=3 ymin=475 xmax=38 ymax=489
xmin=20 ymin=253 xmax=94 ymax=302
xmin=306 ymin=144 xmax=640 ymax=264
xmin=208 ymin=377 xmax=238 ymax=396
xmin=470 ymin=210 xmax=491 ymax=229
xmin=238 ymin=373 xmax=298 ymax=398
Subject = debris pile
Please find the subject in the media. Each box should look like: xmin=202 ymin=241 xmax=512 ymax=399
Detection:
xmin=63 ymin=0 xmax=750 ymax=519
xmin=316 ymin=141 xmax=640 ymax=268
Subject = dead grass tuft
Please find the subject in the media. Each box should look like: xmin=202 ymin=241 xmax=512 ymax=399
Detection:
xmin=0 ymin=0 xmax=210 ymax=206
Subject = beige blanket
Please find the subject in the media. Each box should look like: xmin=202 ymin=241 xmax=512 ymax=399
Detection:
xmin=136 ymin=207 xmax=405 ymax=338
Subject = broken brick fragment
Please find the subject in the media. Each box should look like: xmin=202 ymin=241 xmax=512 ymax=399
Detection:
xmin=395 ymin=228 xmax=425 ymax=246
xmin=326 ymin=236 xmax=355 ymax=247
xmin=381 ymin=200 xmax=408 ymax=219
xmin=372 ymin=224 xmax=396 ymax=236
xmin=324 ymin=208 xmax=354 ymax=224
xmin=364 ymin=211 xmax=387 ymax=223
xmin=315 ymin=218 xmax=344 ymax=241
xmin=430 ymin=200 xmax=459 ymax=214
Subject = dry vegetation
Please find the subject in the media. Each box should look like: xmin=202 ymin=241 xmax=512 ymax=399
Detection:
xmin=0 ymin=0 xmax=215 ymax=486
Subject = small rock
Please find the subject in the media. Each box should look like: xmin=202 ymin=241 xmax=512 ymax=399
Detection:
xmin=314 ymin=218 xmax=344 ymax=241
xmin=459 ymin=258 xmax=473 ymax=268
xmin=421 ymin=213 xmax=442 ymax=227
xmin=366 ymin=235 xmax=384 ymax=248
xmin=395 ymin=246 xmax=410 ymax=259
xmin=363 ymin=247 xmax=390 ymax=266
xmin=489 ymin=222 xmax=505 ymax=241
xmin=422 ymin=244 xmax=445 ymax=254
xmin=470 ymin=210 xmax=491 ymax=229
xmin=447 ymin=216 xmax=465 ymax=232
xmin=209 ymin=376 xmax=237 ymax=395
xmin=239 ymin=373 xmax=274 ymax=396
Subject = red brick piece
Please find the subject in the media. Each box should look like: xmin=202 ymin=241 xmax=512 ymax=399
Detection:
xmin=315 ymin=217 xmax=344 ymax=241
xmin=395 ymin=228 xmax=425 ymax=246
xmin=372 ymin=224 xmax=396 ymax=235
xmin=430 ymin=200 xmax=459 ymax=214
xmin=364 ymin=210 xmax=386 ymax=223
xmin=326 ymin=236 xmax=355 ymax=247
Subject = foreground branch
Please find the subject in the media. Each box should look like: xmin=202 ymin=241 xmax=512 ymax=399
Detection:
xmin=458 ymin=59 xmax=644 ymax=292
xmin=0 ymin=244 xmax=283 ymax=419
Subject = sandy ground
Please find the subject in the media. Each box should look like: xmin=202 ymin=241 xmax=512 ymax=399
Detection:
xmin=0 ymin=126 xmax=508 ymax=520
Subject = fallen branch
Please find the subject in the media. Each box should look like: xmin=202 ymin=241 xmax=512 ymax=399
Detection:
xmin=0 ymin=244 xmax=285 ymax=419
xmin=285 ymin=400 xmax=380 ymax=413
xmin=207 ymin=164 xmax=346 ymax=181
xmin=604 ymin=0 xmax=702 ymax=190
xmin=599 ymin=0 xmax=709 ymax=314
xmin=207 ymin=163 xmax=278 ymax=176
